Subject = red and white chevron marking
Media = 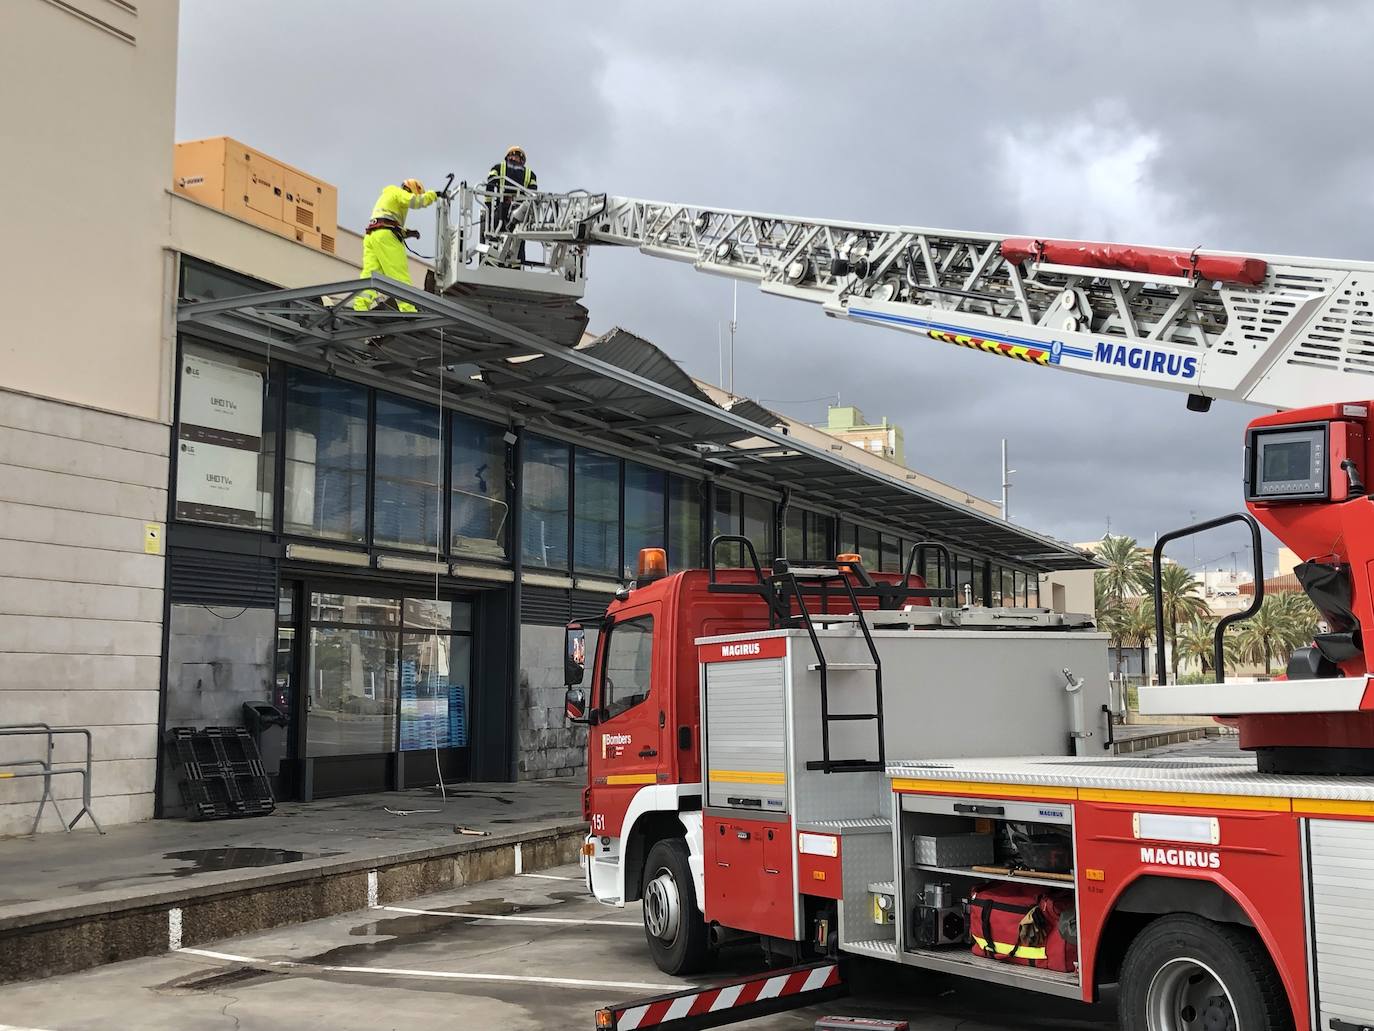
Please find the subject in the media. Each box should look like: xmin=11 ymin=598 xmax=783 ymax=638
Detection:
xmin=612 ymin=963 xmax=841 ymax=1029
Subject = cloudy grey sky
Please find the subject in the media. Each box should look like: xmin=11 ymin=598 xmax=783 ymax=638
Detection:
xmin=176 ymin=1 xmax=1374 ymax=574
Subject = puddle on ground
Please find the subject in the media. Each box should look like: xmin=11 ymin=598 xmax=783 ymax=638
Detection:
xmin=66 ymin=847 xmax=343 ymax=891
xmin=155 ymin=965 xmax=283 ymax=994
xmin=305 ymin=891 xmax=597 ymax=965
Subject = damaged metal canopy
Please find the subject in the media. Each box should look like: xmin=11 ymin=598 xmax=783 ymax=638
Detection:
xmin=177 ymin=274 xmax=1095 ymax=572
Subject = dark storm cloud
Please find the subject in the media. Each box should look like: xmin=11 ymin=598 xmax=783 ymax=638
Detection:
xmin=177 ymin=1 xmax=1374 ymax=572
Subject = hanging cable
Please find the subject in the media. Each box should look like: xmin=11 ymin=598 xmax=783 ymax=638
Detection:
xmin=432 ymin=323 xmax=447 ymax=803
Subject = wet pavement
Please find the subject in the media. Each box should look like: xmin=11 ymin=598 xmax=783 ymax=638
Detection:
xmin=0 ymin=780 xmax=581 ymax=924
xmin=0 ymin=862 xmax=1119 ymax=1030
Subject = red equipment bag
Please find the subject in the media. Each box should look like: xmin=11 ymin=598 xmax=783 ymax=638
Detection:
xmin=967 ymin=883 xmax=1076 ymax=972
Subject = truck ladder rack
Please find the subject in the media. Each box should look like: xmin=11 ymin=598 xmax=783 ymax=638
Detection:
xmin=778 ymin=559 xmax=885 ymax=774
xmin=705 ymin=537 xmax=961 ymax=774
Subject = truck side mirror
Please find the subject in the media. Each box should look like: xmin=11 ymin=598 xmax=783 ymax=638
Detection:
xmin=564 ymin=686 xmax=588 ymax=724
xmin=564 ymin=623 xmax=586 ymax=686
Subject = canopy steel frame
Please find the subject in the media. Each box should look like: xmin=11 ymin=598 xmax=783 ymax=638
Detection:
xmin=177 ymin=275 xmax=1095 ymax=572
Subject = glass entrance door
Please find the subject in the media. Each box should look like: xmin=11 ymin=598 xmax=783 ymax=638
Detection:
xmin=303 ymin=588 xmax=473 ymax=796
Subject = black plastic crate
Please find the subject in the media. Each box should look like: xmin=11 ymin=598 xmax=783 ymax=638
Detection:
xmin=169 ymin=727 xmax=275 ymax=820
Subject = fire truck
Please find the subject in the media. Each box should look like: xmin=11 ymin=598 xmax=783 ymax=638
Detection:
xmin=439 ymin=188 xmax=1374 ymax=1030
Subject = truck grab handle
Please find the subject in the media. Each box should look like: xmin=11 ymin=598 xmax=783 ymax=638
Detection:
xmin=708 ymin=534 xmax=765 ymax=584
xmin=1151 ymin=512 xmax=1264 ymax=686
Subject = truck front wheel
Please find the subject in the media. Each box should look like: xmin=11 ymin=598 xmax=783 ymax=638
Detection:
xmin=1119 ymin=914 xmax=1292 ymax=1031
xmin=641 ymin=837 xmax=710 ymax=975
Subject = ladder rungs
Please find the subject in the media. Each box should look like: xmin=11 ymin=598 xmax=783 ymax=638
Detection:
xmin=826 ymin=713 xmax=880 ymax=721
xmin=808 ymin=662 xmax=878 ymax=671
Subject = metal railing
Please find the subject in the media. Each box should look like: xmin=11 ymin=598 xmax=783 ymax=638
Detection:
xmin=0 ymin=724 xmax=103 ymax=834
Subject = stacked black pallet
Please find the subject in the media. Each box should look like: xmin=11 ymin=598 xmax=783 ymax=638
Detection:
xmin=170 ymin=727 xmax=276 ymax=820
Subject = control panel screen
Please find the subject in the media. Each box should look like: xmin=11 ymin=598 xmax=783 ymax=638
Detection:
xmin=1249 ymin=425 xmax=1326 ymax=500
xmin=1262 ymin=440 xmax=1312 ymax=483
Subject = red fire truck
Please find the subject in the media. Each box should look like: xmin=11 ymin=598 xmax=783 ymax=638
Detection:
xmin=470 ymin=192 xmax=1374 ymax=1029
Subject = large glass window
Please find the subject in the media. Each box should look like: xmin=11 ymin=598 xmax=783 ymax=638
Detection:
xmin=782 ymin=507 xmax=804 ymax=562
xmin=956 ymin=555 xmax=977 ymax=606
xmin=399 ymin=599 xmax=474 ymax=751
xmin=712 ymin=488 xmax=741 ymax=566
xmin=854 ymin=525 xmax=880 ymax=571
xmin=742 ymin=494 xmax=774 ymax=568
xmin=881 ymin=536 xmax=903 ymax=574
xmin=574 ymin=448 xmax=621 ymax=577
xmin=305 ymin=593 xmax=473 ymax=758
xmin=307 ymin=592 xmax=399 ymax=758
xmin=668 ymin=476 xmax=702 ymax=570
xmin=602 ymin=615 xmax=654 ymax=720
xmin=805 ymin=512 xmax=830 ymax=563
xmin=623 ymin=462 xmax=666 ymax=577
xmin=522 ymin=435 xmax=570 ymax=569
xmin=451 ymin=413 xmax=508 ymax=560
xmin=1002 ymin=568 xmax=1016 ymax=608
xmin=284 ymin=370 xmax=368 ymax=542
xmin=374 ymin=394 xmax=442 ymax=552
xmin=175 ymin=344 xmax=275 ymax=530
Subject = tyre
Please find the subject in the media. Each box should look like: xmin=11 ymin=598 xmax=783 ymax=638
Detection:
xmin=641 ymin=837 xmax=710 ymax=975
xmin=1119 ymin=914 xmax=1293 ymax=1031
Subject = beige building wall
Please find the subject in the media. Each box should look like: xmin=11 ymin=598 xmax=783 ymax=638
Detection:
xmin=0 ymin=0 xmax=180 ymax=835
xmin=2 ymin=0 xmax=179 ymax=423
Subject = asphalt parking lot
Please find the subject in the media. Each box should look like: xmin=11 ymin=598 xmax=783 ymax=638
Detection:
xmin=0 ymin=863 xmax=1117 ymax=1031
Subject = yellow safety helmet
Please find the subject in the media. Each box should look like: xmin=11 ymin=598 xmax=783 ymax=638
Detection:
xmin=401 ymin=178 xmax=424 ymax=194
xmin=505 ymin=145 xmax=526 ymax=162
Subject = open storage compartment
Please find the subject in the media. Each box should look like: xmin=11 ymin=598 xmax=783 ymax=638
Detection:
xmin=892 ymin=791 xmax=1081 ymax=995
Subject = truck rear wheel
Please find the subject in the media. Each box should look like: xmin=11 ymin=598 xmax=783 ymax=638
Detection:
xmin=1119 ymin=914 xmax=1292 ymax=1031
xmin=642 ymin=837 xmax=710 ymax=975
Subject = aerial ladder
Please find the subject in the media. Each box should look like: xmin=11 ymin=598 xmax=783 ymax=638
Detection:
xmin=437 ymin=185 xmax=1373 ymax=412
xmin=434 ymin=185 xmax=1374 ymax=1031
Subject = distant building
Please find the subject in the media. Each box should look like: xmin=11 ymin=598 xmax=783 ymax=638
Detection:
xmin=821 ymin=405 xmax=905 ymax=465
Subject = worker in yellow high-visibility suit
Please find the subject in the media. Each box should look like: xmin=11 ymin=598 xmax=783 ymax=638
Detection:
xmin=353 ymin=178 xmax=437 ymax=312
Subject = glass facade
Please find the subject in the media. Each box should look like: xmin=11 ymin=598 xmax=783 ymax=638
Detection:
xmin=522 ymin=435 xmax=570 ymax=569
xmin=667 ymin=475 xmax=702 ymax=571
xmin=284 ymin=370 xmax=368 ymax=542
xmin=574 ymin=448 xmax=621 ymax=576
xmin=450 ymin=412 xmax=508 ymax=560
xmin=374 ymin=394 xmax=443 ymax=552
xmin=805 ymin=511 xmax=830 ymax=563
xmin=741 ymin=494 xmax=774 ymax=568
xmin=623 ymin=463 xmax=666 ymax=576
xmin=176 ymin=341 xmax=1048 ymax=601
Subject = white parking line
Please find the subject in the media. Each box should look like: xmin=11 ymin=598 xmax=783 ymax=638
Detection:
xmin=175 ymin=948 xmax=677 ymax=992
xmin=380 ymin=905 xmax=638 ymax=927
xmin=519 ymin=873 xmax=581 ymax=882
xmin=0 ymin=1025 xmax=60 ymax=1031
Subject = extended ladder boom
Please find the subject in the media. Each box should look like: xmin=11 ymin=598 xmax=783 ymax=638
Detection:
xmin=439 ymin=187 xmax=1374 ymax=411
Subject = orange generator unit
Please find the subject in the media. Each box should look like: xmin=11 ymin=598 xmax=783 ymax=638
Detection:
xmin=173 ymin=136 xmax=338 ymax=254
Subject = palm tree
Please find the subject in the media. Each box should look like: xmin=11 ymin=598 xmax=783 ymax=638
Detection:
xmin=1238 ymin=592 xmax=1321 ymax=674
xmin=1095 ymin=534 xmax=1152 ymax=608
xmin=1157 ymin=562 xmax=1208 ymax=683
xmin=1094 ymin=535 xmax=1150 ymax=679
xmin=1120 ymin=601 xmax=1156 ymax=684
xmin=1177 ymin=616 xmax=1225 ymax=679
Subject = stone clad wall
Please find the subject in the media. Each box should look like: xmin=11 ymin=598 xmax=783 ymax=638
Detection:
xmin=516 ymin=624 xmax=593 ymax=780
xmin=0 ymin=389 xmax=169 ymax=836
